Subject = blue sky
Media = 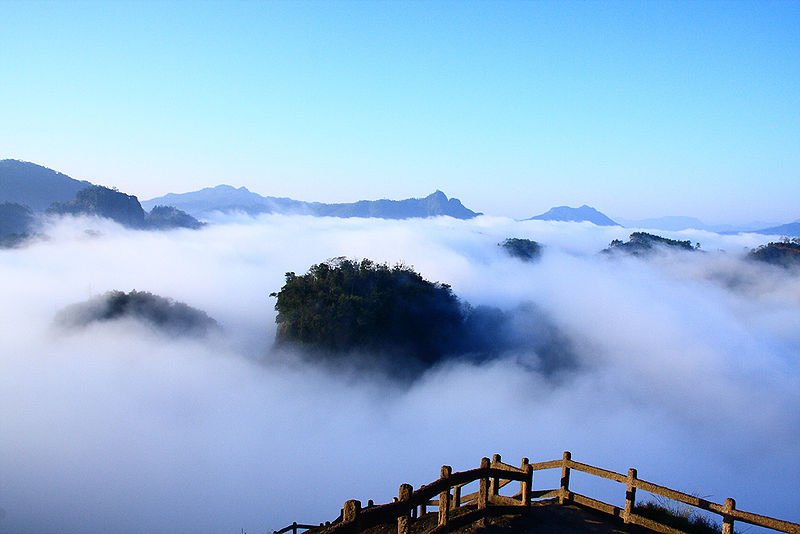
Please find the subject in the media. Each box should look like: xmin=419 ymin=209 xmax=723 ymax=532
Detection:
xmin=1 ymin=0 xmax=798 ymax=223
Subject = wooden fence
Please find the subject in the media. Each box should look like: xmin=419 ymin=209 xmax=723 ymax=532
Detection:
xmin=275 ymin=452 xmax=800 ymax=534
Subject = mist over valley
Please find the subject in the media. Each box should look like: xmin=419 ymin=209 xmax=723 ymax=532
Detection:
xmin=3 ymin=1 xmax=799 ymax=531
xmin=1 ymin=203 xmax=799 ymax=533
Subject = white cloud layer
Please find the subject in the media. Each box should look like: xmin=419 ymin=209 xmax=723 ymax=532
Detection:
xmin=1 ymin=215 xmax=798 ymax=533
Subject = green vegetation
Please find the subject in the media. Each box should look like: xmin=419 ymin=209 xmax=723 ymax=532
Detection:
xmin=748 ymin=238 xmax=800 ymax=268
xmin=605 ymin=232 xmax=698 ymax=256
xmin=634 ymin=501 xmax=722 ymax=534
xmin=56 ymin=290 xmax=219 ymax=336
xmin=271 ymin=258 xmax=465 ymax=366
xmin=271 ymin=257 xmax=577 ymax=376
xmin=145 ymin=205 xmax=204 ymax=230
xmin=499 ymin=237 xmax=542 ymax=262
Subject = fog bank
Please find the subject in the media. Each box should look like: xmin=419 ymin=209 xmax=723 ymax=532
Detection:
xmin=0 ymin=214 xmax=798 ymax=533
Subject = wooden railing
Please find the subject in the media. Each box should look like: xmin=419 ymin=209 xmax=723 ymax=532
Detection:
xmin=274 ymin=452 xmax=800 ymax=534
xmin=274 ymin=523 xmax=328 ymax=534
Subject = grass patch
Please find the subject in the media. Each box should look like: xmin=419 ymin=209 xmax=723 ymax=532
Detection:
xmin=634 ymin=500 xmax=722 ymax=534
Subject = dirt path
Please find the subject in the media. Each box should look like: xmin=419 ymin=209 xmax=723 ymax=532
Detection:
xmin=463 ymin=504 xmax=658 ymax=534
xmin=329 ymin=502 xmax=661 ymax=534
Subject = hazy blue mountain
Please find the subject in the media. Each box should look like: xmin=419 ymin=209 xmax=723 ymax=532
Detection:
xmin=615 ymin=215 xmax=785 ymax=234
xmin=0 ymin=202 xmax=38 ymax=247
xmin=47 ymin=185 xmax=203 ymax=231
xmin=750 ymin=221 xmax=800 ymax=237
xmin=616 ymin=215 xmax=710 ymax=231
xmin=0 ymin=202 xmax=35 ymax=234
xmin=0 ymin=159 xmax=92 ymax=211
xmin=141 ymin=185 xmax=308 ymax=217
xmin=143 ymin=187 xmax=480 ymax=220
xmin=48 ymin=185 xmax=147 ymax=228
xmin=312 ymin=190 xmax=479 ymax=219
xmin=526 ymin=205 xmax=619 ymax=226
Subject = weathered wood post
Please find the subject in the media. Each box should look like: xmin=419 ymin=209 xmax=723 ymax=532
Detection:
xmin=722 ymin=498 xmax=736 ymax=534
xmin=451 ymin=484 xmax=461 ymax=510
xmin=559 ymin=451 xmax=572 ymax=505
xmin=478 ymin=457 xmax=491 ymax=527
xmin=520 ymin=457 xmax=531 ymax=508
xmin=292 ymin=521 xmax=299 ymax=534
xmin=343 ymin=500 xmax=361 ymax=525
xmin=439 ymin=465 xmax=452 ymax=527
xmin=490 ymin=454 xmax=502 ymax=499
xmin=397 ymin=483 xmax=413 ymax=534
xmin=624 ymin=468 xmax=637 ymax=523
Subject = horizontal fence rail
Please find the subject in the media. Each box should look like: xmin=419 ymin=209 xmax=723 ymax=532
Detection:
xmin=274 ymin=522 xmax=328 ymax=534
xmin=554 ymin=451 xmax=800 ymax=534
xmin=274 ymin=451 xmax=800 ymax=534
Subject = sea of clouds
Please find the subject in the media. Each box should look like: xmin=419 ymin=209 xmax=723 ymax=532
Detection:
xmin=0 ymin=214 xmax=798 ymax=533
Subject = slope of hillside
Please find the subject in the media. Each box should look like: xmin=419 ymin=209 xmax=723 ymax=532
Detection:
xmin=751 ymin=221 xmax=800 ymax=237
xmin=0 ymin=159 xmax=92 ymax=211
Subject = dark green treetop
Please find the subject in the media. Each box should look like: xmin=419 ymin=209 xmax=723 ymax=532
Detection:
xmin=499 ymin=237 xmax=542 ymax=262
xmin=748 ymin=238 xmax=800 ymax=268
xmin=56 ymin=289 xmax=219 ymax=337
xmin=604 ymin=232 xmax=698 ymax=256
xmin=271 ymin=257 xmax=466 ymax=366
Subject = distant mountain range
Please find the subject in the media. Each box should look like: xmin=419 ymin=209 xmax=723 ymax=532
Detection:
xmin=142 ymin=186 xmax=480 ymax=220
xmin=2 ymin=159 xmax=798 ymax=237
xmin=0 ymin=159 xmax=92 ymax=211
xmin=750 ymin=221 xmax=800 ymax=237
xmin=616 ymin=215 xmax=715 ymax=232
xmin=525 ymin=205 xmax=620 ymax=226
xmin=523 ymin=206 xmax=800 ymax=236
xmin=0 ymin=160 xmax=203 ymax=242
xmin=614 ymin=215 xmax=785 ymax=234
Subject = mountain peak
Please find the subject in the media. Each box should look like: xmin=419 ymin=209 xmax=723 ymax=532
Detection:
xmin=526 ymin=205 xmax=619 ymax=226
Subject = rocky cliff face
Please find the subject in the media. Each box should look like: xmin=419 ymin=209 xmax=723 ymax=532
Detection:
xmin=48 ymin=185 xmax=146 ymax=228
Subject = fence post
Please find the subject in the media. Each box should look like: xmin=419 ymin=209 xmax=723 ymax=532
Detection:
xmin=520 ymin=457 xmax=531 ymax=508
xmin=559 ymin=451 xmax=572 ymax=505
xmin=490 ymin=454 xmax=501 ymax=500
xmin=722 ymin=498 xmax=736 ymax=534
xmin=343 ymin=500 xmax=361 ymax=524
xmin=292 ymin=521 xmax=298 ymax=534
xmin=451 ymin=484 xmax=461 ymax=510
xmin=397 ymin=483 xmax=413 ymax=534
xmin=439 ymin=465 xmax=452 ymax=527
xmin=624 ymin=468 xmax=637 ymax=523
xmin=478 ymin=457 xmax=491 ymax=527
